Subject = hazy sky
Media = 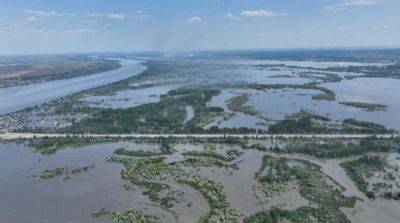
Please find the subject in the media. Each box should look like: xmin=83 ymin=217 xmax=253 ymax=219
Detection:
xmin=0 ymin=0 xmax=400 ymax=54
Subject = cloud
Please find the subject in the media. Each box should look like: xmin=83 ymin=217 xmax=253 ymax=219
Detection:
xmin=87 ymin=11 xmax=150 ymax=20
xmin=326 ymin=0 xmax=382 ymax=10
xmin=26 ymin=16 xmax=37 ymax=21
xmin=108 ymin=13 xmax=127 ymax=19
xmin=0 ymin=26 xmax=98 ymax=37
xmin=24 ymin=9 xmax=74 ymax=17
xmin=223 ymin=10 xmax=286 ymax=21
xmin=325 ymin=6 xmax=337 ymax=10
xmin=63 ymin=28 xmax=97 ymax=34
xmin=82 ymin=19 xmax=97 ymax=24
xmin=185 ymin=16 xmax=203 ymax=24
xmin=241 ymin=10 xmax=288 ymax=18
xmin=342 ymin=0 xmax=382 ymax=6
xmin=223 ymin=13 xmax=241 ymax=20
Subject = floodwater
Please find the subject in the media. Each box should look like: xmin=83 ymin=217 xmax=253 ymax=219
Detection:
xmin=2 ymin=141 xmax=400 ymax=223
xmin=230 ymin=59 xmax=393 ymax=69
xmin=206 ymin=89 xmax=268 ymax=130
xmin=186 ymin=58 xmax=398 ymax=130
xmin=184 ymin=106 xmax=194 ymax=123
xmin=2 ymin=57 xmax=399 ymax=131
xmin=197 ymin=149 xmax=265 ymax=216
xmin=0 ymin=59 xmax=147 ymax=115
xmin=0 ymin=142 xmax=175 ymax=223
xmin=276 ymin=152 xmax=400 ymax=223
xmin=207 ymin=77 xmax=400 ymax=129
xmin=325 ymin=78 xmax=400 ymax=129
xmin=83 ymin=85 xmax=176 ymax=109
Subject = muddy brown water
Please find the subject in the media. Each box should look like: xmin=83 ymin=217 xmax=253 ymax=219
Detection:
xmin=2 ymin=141 xmax=400 ymax=223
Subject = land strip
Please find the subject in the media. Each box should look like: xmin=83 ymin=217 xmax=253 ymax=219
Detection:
xmin=0 ymin=133 xmax=398 ymax=140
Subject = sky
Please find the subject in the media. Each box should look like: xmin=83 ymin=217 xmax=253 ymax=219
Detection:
xmin=0 ymin=0 xmax=400 ymax=54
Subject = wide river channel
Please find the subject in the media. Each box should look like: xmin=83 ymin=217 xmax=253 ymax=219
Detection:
xmin=0 ymin=58 xmax=147 ymax=115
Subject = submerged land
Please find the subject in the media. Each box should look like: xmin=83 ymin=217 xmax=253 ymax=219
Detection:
xmin=1 ymin=135 xmax=400 ymax=223
xmin=1 ymin=48 xmax=400 ymax=222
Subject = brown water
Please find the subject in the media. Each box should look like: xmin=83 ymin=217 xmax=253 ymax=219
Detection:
xmin=0 ymin=142 xmax=174 ymax=223
xmin=2 ymin=141 xmax=400 ymax=223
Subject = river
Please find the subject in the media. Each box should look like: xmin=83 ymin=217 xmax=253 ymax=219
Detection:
xmin=0 ymin=58 xmax=147 ymax=115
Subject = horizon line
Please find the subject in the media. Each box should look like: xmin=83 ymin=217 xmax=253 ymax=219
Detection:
xmin=1 ymin=45 xmax=400 ymax=57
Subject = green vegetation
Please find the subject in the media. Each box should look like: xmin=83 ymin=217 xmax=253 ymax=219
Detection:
xmin=91 ymin=208 xmax=110 ymax=218
xmin=254 ymin=155 xmax=294 ymax=202
xmin=342 ymin=118 xmax=392 ymax=134
xmin=226 ymin=149 xmax=244 ymax=157
xmin=64 ymin=87 xmax=258 ymax=134
xmin=282 ymin=137 xmax=394 ymax=158
xmin=249 ymin=82 xmax=336 ymax=101
xmin=41 ymin=168 xmax=65 ymax=179
xmin=268 ymin=110 xmax=337 ymax=134
xmin=298 ymin=71 xmax=343 ymax=83
xmin=244 ymin=206 xmax=350 ymax=223
xmin=226 ymin=93 xmax=259 ymax=116
xmin=253 ymin=155 xmax=355 ymax=222
xmin=110 ymin=156 xmax=181 ymax=208
xmin=40 ymin=164 xmax=95 ymax=179
xmin=182 ymin=150 xmax=232 ymax=161
xmin=111 ymin=209 xmax=160 ymax=223
xmin=326 ymin=62 xmax=400 ymax=79
xmin=269 ymin=117 xmax=319 ymax=134
xmin=182 ymin=144 xmax=243 ymax=163
xmin=114 ymin=138 xmax=173 ymax=157
xmin=312 ymin=88 xmax=335 ymax=101
xmin=178 ymin=175 xmax=241 ymax=223
xmin=339 ymin=101 xmax=387 ymax=111
xmin=114 ymin=148 xmax=162 ymax=157
xmin=180 ymin=145 xmax=242 ymax=169
xmin=160 ymin=137 xmax=173 ymax=154
xmin=268 ymin=110 xmax=393 ymax=134
xmin=341 ymin=154 xmax=400 ymax=200
xmin=29 ymin=136 xmax=111 ymax=154
xmin=109 ymin=141 xmax=244 ymax=223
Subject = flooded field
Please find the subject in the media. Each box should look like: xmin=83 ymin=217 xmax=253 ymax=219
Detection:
xmin=2 ymin=139 xmax=400 ymax=223
xmin=0 ymin=142 xmax=155 ymax=223
xmin=82 ymin=85 xmax=177 ymax=109
xmin=1 ymin=53 xmax=400 ymax=133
